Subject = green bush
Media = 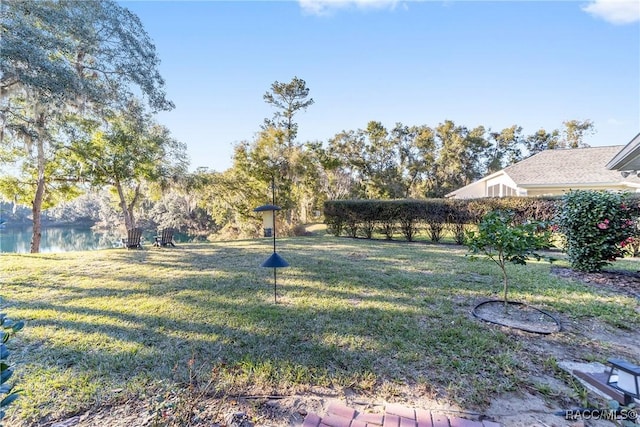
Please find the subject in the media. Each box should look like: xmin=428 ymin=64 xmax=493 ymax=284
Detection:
xmin=0 ymin=308 xmax=24 ymax=424
xmin=558 ymin=190 xmax=638 ymax=272
xmin=323 ymin=197 xmax=559 ymax=242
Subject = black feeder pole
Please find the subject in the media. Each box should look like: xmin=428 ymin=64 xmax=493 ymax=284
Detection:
xmin=253 ymin=175 xmax=289 ymax=303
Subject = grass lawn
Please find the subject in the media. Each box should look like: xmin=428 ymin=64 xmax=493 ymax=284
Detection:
xmin=1 ymin=235 xmax=639 ymax=425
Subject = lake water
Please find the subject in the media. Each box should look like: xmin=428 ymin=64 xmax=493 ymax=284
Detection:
xmin=0 ymin=226 xmax=123 ymax=253
xmin=0 ymin=226 xmax=197 ymax=253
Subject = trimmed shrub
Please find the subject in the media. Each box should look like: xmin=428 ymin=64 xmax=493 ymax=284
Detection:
xmin=396 ymin=200 xmax=425 ymax=242
xmin=324 ymin=197 xmax=560 ymax=242
xmin=424 ymin=200 xmax=447 ymax=242
xmin=558 ymin=190 xmax=638 ymax=272
xmin=378 ymin=201 xmax=401 ymax=239
xmin=446 ymin=199 xmax=472 ymax=245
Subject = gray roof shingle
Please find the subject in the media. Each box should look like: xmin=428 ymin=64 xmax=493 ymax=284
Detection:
xmin=504 ymin=146 xmax=640 ymax=186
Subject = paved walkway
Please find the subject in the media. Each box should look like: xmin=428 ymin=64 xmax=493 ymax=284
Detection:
xmin=302 ymin=402 xmax=502 ymax=427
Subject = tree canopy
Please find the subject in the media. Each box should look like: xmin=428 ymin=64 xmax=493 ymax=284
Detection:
xmin=68 ymin=101 xmax=187 ymax=230
xmin=0 ymin=0 xmax=175 ymax=252
xmin=263 ymin=76 xmax=314 ymax=147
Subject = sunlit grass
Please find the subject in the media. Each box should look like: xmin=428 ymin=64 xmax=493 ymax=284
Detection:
xmin=0 ymin=235 xmax=638 ymax=425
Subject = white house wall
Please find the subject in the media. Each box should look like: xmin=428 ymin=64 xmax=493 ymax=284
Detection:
xmin=450 ymin=180 xmax=486 ymax=199
xmin=447 ymin=172 xmax=521 ymax=199
xmin=486 ymin=175 xmax=512 ymax=188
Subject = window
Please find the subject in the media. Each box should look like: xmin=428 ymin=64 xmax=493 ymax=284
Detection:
xmin=487 ymin=184 xmax=516 ymax=197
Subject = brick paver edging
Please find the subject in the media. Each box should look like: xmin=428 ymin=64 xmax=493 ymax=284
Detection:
xmin=302 ymin=402 xmax=502 ymax=427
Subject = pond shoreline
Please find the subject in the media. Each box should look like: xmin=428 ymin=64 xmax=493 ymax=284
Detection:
xmin=0 ymin=224 xmax=199 ymax=253
xmin=0 ymin=220 xmax=96 ymax=229
xmin=0 ymin=224 xmax=120 ymax=254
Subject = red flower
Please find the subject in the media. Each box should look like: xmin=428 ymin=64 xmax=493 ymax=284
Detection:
xmin=597 ymin=222 xmax=609 ymax=230
xmin=620 ymin=237 xmax=635 ymax=247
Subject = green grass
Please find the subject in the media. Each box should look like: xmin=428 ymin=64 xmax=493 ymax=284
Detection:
xmin=1 ymin=235 xmax=639 ymax=424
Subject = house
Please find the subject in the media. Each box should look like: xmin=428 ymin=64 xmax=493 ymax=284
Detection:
xmin=446 ymin=145 xmax=640 ymax=199
xmin=606 ymin=132 xmax=640 ymax=173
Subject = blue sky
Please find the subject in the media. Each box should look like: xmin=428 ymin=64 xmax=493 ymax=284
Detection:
xmin=121 ymin=0 xmax=640 ymax=172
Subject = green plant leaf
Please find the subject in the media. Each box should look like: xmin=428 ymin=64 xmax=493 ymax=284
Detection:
xmin=11 ymin=321 xmax=24 ymax=333
xmin=0 ymin=368 xmax=13 ymax=384
xmin=0 ymin=345 xmax=8 ymax=360
xmin=0 ymin=392 xmax=19 ymax=408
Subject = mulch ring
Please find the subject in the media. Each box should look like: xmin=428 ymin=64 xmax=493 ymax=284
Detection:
xmin=550 ymin=266 xmax=640 ymax=300
xmin=472 ymin=300 xmax=561 ymax=334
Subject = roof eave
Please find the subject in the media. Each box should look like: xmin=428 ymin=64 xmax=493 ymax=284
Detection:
xmin=518 ymin=182 xmax=639 ymax=189
xmin=606 ymin=132 xmax=640 ymax=170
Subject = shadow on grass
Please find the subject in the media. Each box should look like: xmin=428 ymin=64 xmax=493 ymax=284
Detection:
xmin=3 ymin=236 xmax=639 ymax=424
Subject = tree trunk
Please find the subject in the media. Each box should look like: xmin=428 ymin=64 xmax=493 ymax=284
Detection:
xmin=127 ymin=183 xmax=141 ymax=228
xmin=299 ymin=198 xmax=307 ymax=224
xmin=30 ymin=117 xmax=47 ymax=253
xmin=498 ymin=251 xmax=510 ymax=311
xmin=30 ymin=156 xmax=45 ymax=253
xmin=115 ymin=178 xmax=133 ymax=230
xmin=502 ymin=267 xmax=509 ymax=307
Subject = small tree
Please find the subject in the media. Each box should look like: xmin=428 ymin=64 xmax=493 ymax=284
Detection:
xmin=465 ymin=210 xmax=550 ymax=306
xmin=558 ymin=190 xmax=637 ymax=272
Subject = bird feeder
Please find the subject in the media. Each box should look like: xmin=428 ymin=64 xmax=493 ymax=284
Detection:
xmin=253 ymin=176 xmax=289 ymax=303
xmin=253 ymin=204 xmax=280 ymax=238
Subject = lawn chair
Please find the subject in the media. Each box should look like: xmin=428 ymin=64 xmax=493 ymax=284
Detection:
xmin=153 ymin=228 xmax=176 ymax=247
xmin=122 ymin=228 xmax=143 ymax=250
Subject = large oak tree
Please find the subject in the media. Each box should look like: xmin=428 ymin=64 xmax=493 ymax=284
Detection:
xmin=0 ymin=0 xmax=172 ymax=252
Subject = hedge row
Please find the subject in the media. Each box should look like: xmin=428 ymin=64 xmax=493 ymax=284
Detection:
xmin=323 ymin=198 xmax=560 ymax=243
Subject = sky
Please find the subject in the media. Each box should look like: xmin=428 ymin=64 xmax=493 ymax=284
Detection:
xmin=121 ymin=0 xmax=640 ymax=173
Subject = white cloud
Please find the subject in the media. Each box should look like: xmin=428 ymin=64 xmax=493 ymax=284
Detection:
xmin=298 ymin=0 xmax=401 ymax=16
xmin=582 ymin=0 xmax=640 ymax=25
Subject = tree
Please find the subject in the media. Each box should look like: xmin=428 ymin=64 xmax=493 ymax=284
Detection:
xmin=465 ymin=210 xmax=550 ymax=307
xmin=429 ymin=120 xmax=488 ymax=197
xmin=525 ymin=128 xmax=560 ymax=155
xmin=486 ymin=125 xmax=524 ymax=174
xmin=261 ymin=77 xmax=316 ymax=224
xmin=0 ymin=0 xmax=172 ymax=252
xmin=263 ymin=76 xmax=314 ymax=148
xmin=195 ymin=139 xmax=278 ymax=238
xmin=561 ymin=119 xmax=595 ymax=149
xmin=390 ymin=123 xmax=436 ymax=198
xmin=524 ymin=120 xmax=594 ymax=157
xmin=306 ymin=141 xmax=356 ymax=201
xmin=326 ymin=122 xmax=436 ymax=199
xmin=361 ymin=121 xmax=402 ymax=198
xmin=68 ymin=101 xmax=187 ymax=231
xmin=327 ymin=129 xmax=368 ymax=198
